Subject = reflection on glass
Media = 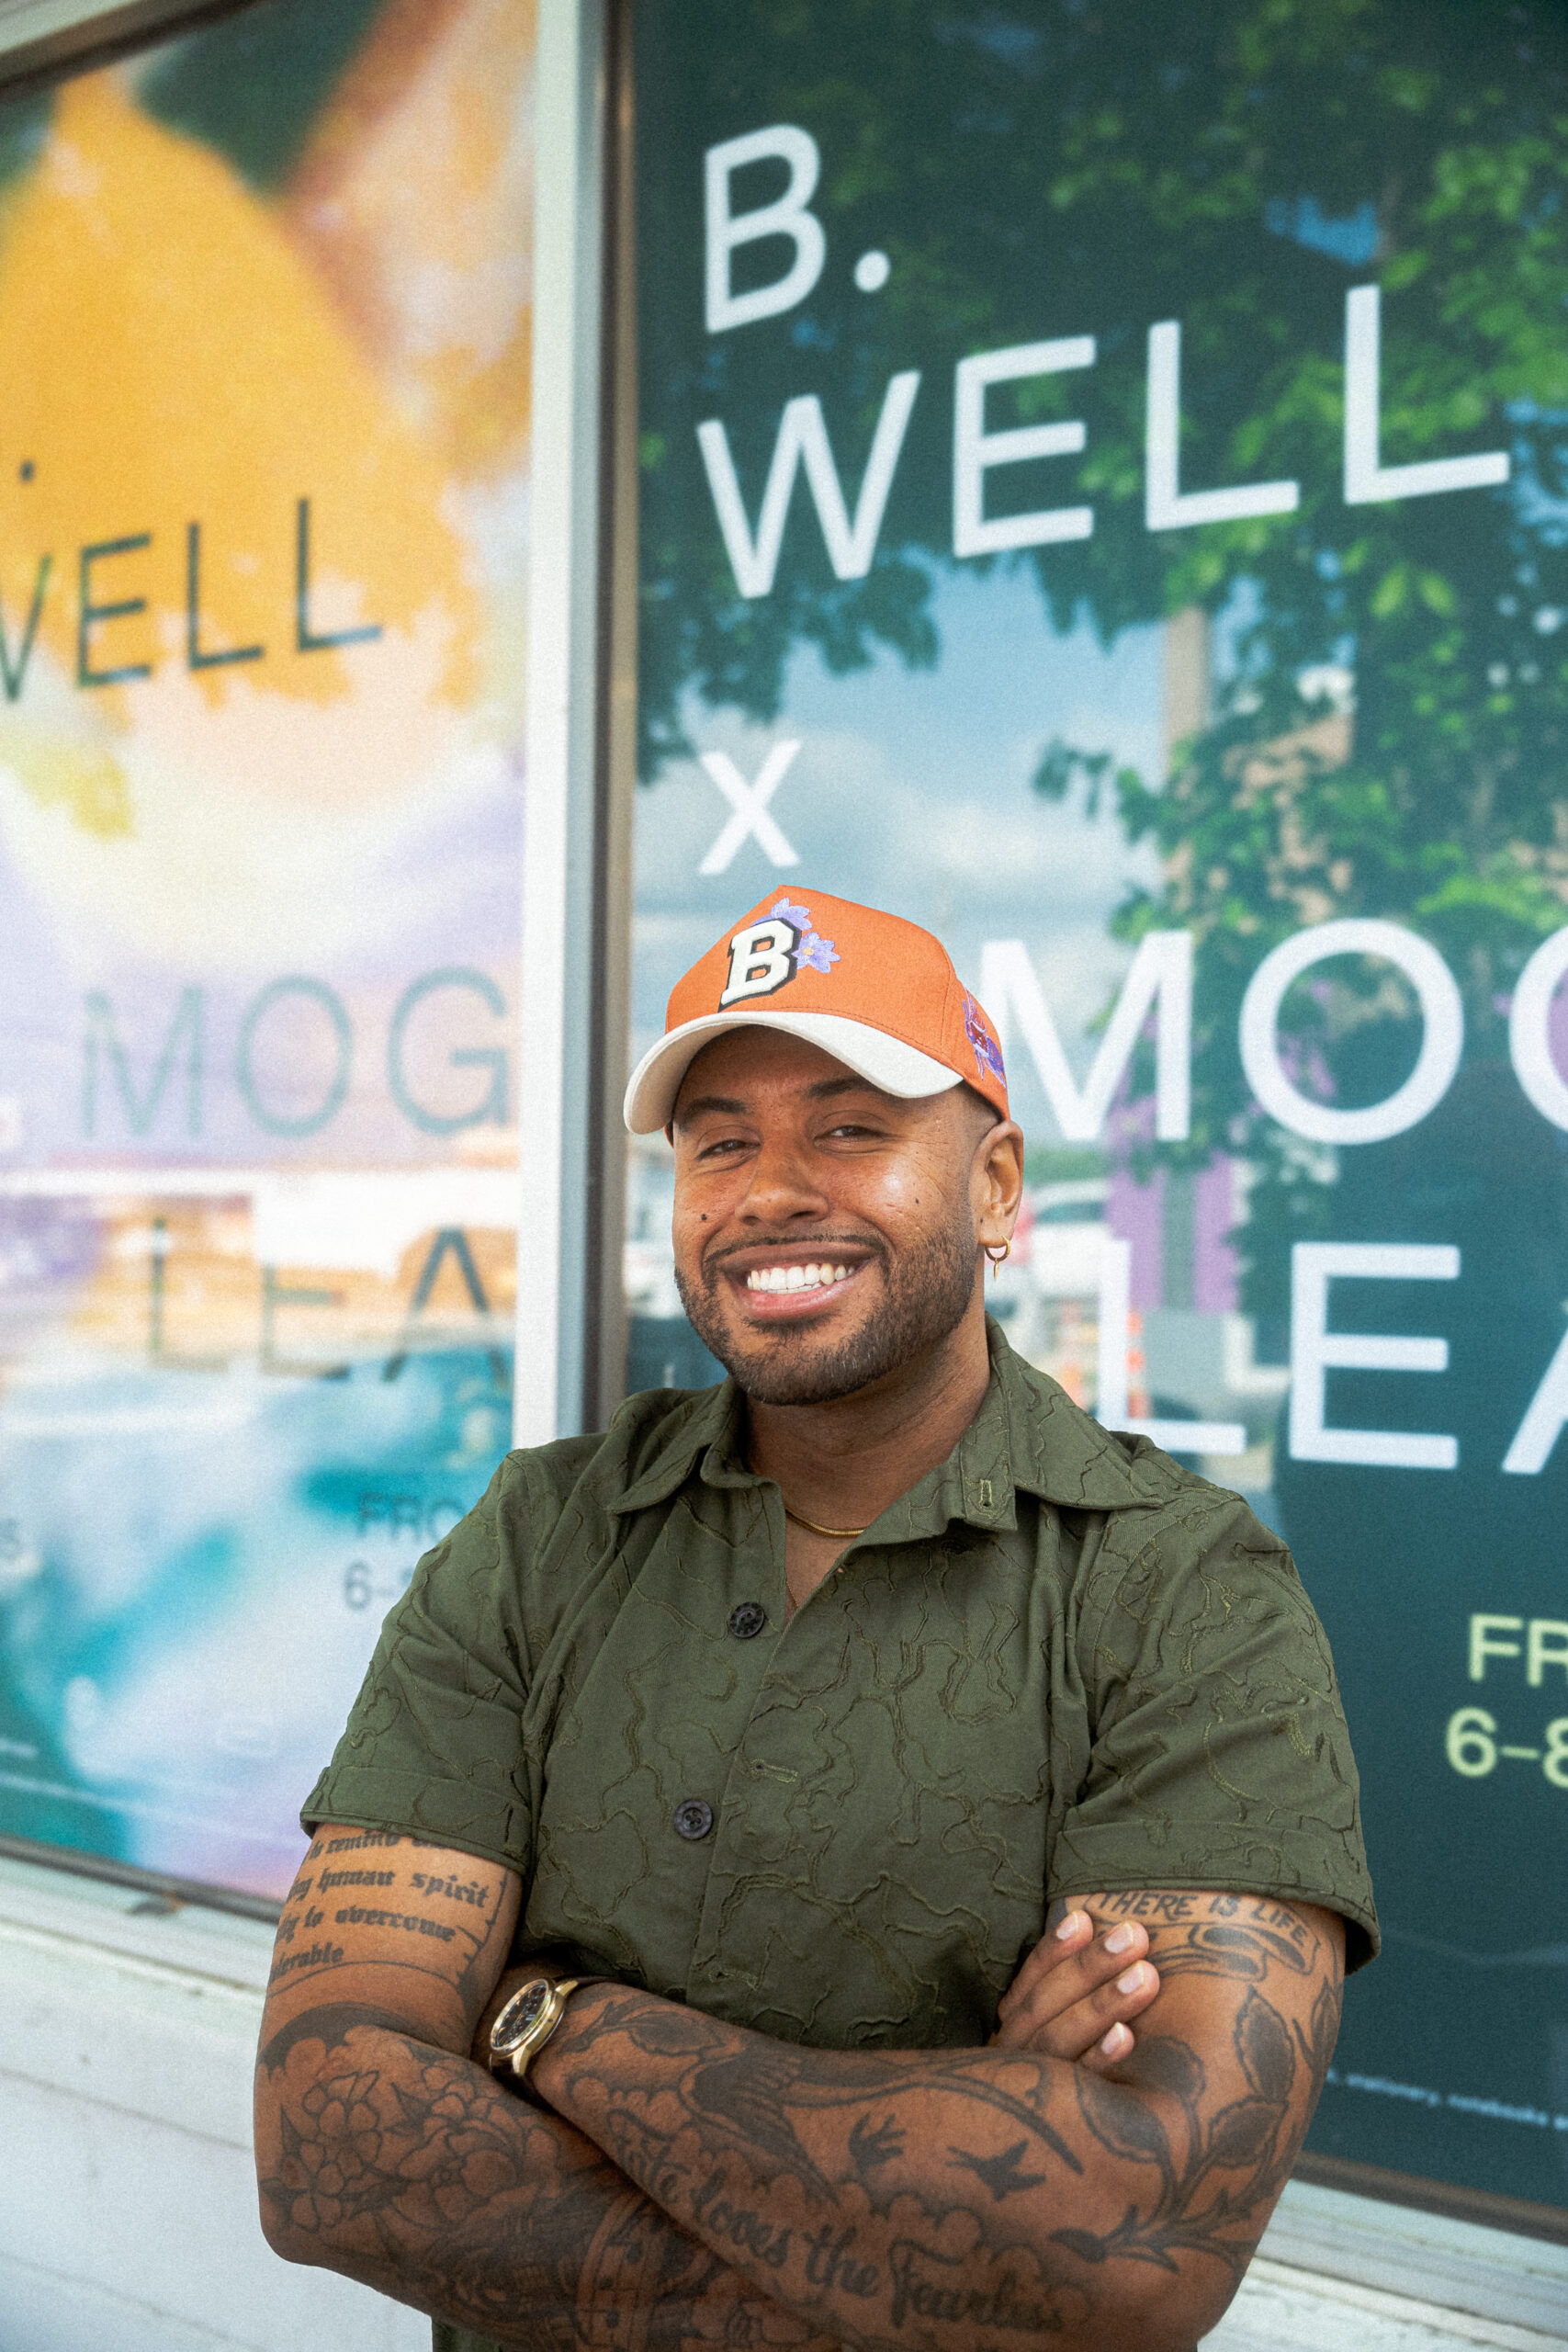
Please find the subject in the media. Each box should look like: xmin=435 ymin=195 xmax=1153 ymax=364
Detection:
xmin=0 ymin=0 xmax=535 ymax=1898
xmin=630 ymin=0 xmax=1568 ymax=2210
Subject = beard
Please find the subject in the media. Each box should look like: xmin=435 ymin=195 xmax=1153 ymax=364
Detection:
xmin=675 ymin=1213 xmax=979 ymax=1406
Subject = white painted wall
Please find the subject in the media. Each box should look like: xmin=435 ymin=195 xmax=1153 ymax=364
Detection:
xmin=0 ymin=1851 xmax=426 ymax=2352
xmin=1212 ymin=2187 xmax=1568 ymax=2347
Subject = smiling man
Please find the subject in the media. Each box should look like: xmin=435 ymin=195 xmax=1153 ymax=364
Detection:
xmin=255 ymin=889 xmax=1377 ymax=2352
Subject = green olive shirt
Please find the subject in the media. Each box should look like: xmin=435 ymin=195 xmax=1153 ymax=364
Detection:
xmin=304 ymin=1320 xmax=1378 ymax=2043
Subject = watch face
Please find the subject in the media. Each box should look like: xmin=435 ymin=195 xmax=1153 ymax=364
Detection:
xmin=490 ymin=1978 xmax=552 ymax=2055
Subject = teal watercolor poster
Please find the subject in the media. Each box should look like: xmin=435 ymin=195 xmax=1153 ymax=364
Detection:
xmin=628 ymin=0 xmax=1568 ymax=2210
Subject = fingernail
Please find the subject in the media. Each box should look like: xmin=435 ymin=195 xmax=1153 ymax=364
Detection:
xmin=1105 ymin=1924 xmax=1136 ymax=1954
xmin=1054 ymin=1911 xmax=1084 ymax=1940
xmin=1116 ymin=1964 xmax=1146 ymax=1996
xmin=1100 ymin=2024 xmax=1130 ymax=2056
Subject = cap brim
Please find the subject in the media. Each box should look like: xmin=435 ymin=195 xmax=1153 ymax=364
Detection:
xmin=624 ymin=1010 xmax=964 ymax=1135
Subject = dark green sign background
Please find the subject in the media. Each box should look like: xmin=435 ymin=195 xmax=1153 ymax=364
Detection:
xmin=631 ymin=0 xmax=1568 ymax=2210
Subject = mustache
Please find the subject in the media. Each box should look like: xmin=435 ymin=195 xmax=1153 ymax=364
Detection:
xmin=702 ymin=1231 xmax=886 ymax=1277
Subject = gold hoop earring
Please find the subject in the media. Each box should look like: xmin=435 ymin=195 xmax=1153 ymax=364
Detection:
xmin=984 ymin=1240 xmax=1010 ymax=1280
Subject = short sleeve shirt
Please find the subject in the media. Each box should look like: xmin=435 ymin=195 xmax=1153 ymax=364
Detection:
xmin=304 ymin=1322 xmax=1378 ymax=2046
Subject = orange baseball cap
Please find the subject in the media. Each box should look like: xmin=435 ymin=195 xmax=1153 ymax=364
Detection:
xmin=624 ymin=888 xmax=1009 ymax=1134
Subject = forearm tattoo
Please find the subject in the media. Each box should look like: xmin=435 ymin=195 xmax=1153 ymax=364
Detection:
xmin=256 ymin=1833 xmax=836 ymax=2351
xmin=534 ymin=1892 xmax=1342 ymax=2352
xmin=258 ymin=2004 xmax=839 ymax=2348
xmin=1051 ymin=1894 xmax=1342 ymax=2280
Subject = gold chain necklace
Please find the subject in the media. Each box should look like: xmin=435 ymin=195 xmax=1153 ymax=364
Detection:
xmin=783 ymin=1502 xmax=869 ymax=1541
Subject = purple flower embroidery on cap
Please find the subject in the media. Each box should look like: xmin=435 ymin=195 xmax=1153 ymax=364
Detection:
xmin=964 ymin=990 xmax=1006 ymax=1084
xmin=762 ymin=897 xmax=840 ymax=978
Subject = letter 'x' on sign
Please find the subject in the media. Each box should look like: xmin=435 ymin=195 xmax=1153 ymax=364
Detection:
xmin=697 ymin=741 xmax=801 ymax=876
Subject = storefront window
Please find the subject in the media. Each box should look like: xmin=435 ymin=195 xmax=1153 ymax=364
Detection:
xmin=0 ymin=0 xmax=535 ymax=1898
xmin=629 ymin=0 xmax=1568 ymax=2214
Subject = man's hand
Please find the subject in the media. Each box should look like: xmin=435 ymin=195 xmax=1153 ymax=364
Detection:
xmin=992 ymin=1905 xmax=1161 ymax=2069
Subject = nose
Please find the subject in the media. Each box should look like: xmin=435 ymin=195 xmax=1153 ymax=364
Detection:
xmin=736 ymin=1128 xmax=829 ymax=1226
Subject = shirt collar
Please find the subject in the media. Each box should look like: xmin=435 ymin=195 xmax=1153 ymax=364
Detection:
xmin=610 ymin=1318 xmax=1178 ymax=1529
xmin=867 ymin=1320 xmax=1177 ymax=1541
xmin=984 ymin=1318 xmax=1181 ymax=1514
xmin=612 ymin=1377 xmax=751 ymax=1514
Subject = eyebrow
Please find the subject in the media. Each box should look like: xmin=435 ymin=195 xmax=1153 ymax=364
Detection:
xmin=675 ymin=1076 xmax=888 ymax=1126
xmin=676 ymin=1093 xmax=747 ymax=1121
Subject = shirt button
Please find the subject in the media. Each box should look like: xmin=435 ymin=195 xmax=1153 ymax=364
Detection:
xmin=673 ymin=1799 xmax=715 ymax=1840
xmin=728 ymin=1600 xmax=767 ymax=1640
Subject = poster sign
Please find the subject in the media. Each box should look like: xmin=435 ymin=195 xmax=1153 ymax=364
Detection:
xmin=631 ymin=0 xmax=1568 ymax=2211
xmin=0 ymin=0 xmax=534 ymax=1897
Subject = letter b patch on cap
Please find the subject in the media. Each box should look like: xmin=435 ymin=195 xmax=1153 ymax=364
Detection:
xmin=717 ymin=899 xmax=841 ymax=1006
xmin=719 ymin=918 xmax=797 ymax=1005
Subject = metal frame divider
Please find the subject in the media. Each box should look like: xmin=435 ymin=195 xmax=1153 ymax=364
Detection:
xmin=518 ymin=0 xmax=633 ymax=1446
xmin=580 ymin=0 xmax=636 ymax=1436
xmin=516 ymin=0 xmax=610 ymax=1446
xmin=0 ymin=0 xmax=261 ymax=84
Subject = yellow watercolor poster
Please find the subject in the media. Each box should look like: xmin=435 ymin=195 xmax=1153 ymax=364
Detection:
xmin=0 ymin=0 xmax=535 ymax=1895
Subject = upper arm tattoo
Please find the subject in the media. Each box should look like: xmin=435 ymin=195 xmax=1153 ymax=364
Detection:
xmin=1089 ymin=1889 xmax=1329 ymax=1985
xmin=265 ymin=1828 xmax=514 ymax=2026
xmin=1050 ymin=1890 xmax=1344 ymax=2281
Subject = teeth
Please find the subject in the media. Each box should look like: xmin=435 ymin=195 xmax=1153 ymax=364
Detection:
xmin=745 ymin=1262 xmax=853 ymax=1294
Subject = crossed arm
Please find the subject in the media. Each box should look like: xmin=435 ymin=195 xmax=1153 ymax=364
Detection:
xmin=254 ymin=1827 xmax=1344 ymax=2352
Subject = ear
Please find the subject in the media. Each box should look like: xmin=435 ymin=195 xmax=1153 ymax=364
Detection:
xmin=974 ymin=1118 xmax=1025 ymax=1250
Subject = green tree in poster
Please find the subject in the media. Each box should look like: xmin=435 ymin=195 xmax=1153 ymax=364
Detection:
xmin=637 ymin=0 xmax=1568 ymax=1307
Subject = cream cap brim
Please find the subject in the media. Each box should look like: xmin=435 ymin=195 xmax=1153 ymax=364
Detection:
xmin=624 ymin=1010 xmax=964 ymax=1135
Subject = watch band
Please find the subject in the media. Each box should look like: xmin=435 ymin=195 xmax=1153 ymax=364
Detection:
xmin=487 ymin=1972 xmax=609 ymax=2082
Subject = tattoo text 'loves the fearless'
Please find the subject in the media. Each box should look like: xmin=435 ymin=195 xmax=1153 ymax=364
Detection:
xmin=691 ymin=2171 xmax=796 ymax=2272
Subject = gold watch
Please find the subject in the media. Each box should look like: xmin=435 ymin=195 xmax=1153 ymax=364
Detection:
xmin=486 ymin=1973 xmax=602 ymax=2082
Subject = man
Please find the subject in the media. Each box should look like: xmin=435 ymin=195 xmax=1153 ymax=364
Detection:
xmin=255 ymin=888 xmax=1376 ymax=2352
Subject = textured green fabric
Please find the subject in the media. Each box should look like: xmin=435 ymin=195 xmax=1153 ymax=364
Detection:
xmin=305 ymin=1321 xmax=1377 ymax=2044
